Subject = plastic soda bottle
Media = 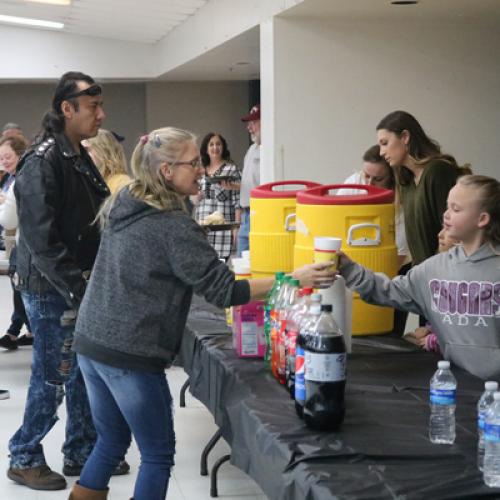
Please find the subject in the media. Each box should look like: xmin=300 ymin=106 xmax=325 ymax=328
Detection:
xmin=285 ymin=287 xmax=313 ymax=398
xmin=271 ymin=275 xmax=290 ymax=379
xmin=277 ymin=279 xmax=300 ymax=385
xmin=294 ymin=295 xmax=322 ymax=418
xmin=303 ymin=304 xmax=346 ymax=431
xmin=264 ymin=272 xmax=285 ymax=365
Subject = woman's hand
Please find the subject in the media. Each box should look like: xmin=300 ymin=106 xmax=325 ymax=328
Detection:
xmin=292 ymin=262 xmax=336 ymax=289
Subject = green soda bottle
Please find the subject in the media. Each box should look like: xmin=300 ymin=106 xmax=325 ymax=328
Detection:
xmin=264 ymin=271 xmax=285 ymax=365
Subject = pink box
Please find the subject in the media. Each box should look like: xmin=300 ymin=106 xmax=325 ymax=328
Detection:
xmin=232 ymin=301 xmax=266 ymax=358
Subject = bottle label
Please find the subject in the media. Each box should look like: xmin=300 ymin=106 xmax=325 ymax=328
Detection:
xmin=305 ymin=352 xmax=346 ymax=382
xmin=429 ymin=389 xmax=456 ymax=405
xmin=295 ymin=346 xmax=305 ymax=402
xmin=479 ymin=411 xmax=486 ymax=431
xmin=484 ymin=423 xmax=500 ymax=442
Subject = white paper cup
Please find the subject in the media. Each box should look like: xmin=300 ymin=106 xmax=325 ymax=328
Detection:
xmin=314 ymin=237 xmax=342 ymax=272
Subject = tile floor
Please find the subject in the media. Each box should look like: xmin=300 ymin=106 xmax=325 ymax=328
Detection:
xmin=0 ymin=274 xmax=267 ymax=500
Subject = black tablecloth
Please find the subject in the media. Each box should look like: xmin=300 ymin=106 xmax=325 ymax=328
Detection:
xmin=181 ymin=300 xmax=499 ymax=499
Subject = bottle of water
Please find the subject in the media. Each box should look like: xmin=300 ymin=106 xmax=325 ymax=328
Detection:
xmin=484 ymin=392 xmax=500 ymax=487
xmin=478 ymin=381 xmax=499 ymax=471
xmin=429 ymin=360 xmax=457 ymax=444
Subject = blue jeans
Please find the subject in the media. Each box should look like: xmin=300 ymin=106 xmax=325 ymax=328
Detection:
xmin=237 ymin=208 xmax=250 ymax=257
xmin=77 ymin=355 xmax=175 ymax=500
xmin=9 ymin=290 xmax=96 ymax=468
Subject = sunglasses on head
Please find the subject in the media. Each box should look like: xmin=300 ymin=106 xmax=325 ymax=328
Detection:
xmin=65 ymin=83 xmax=102 ymax=101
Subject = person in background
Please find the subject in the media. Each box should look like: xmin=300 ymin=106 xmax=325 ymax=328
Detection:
xmin=2 ymin=122 xmax=24 ymax=138
xmin=338 ymin=175 xmax=500 ymax=381
xmin=70 ymin=126 xmax=334 ymax=500
xmin=194 ymin=132 xmax=241 ymax=260
xmin=340 ymin=144 xmax=409 ymax=267
xmin=83 ymin=128 xmax=131 ymax=194
xmin=376 ymin=110 xmax=470 ymax=266
xmin=7 ymin=71 xmax=130 ymax=492
xmin=404 ymin=226 xmax=460 ymax=353
xmin=0 ymin=135 xmax=33 ymax=350
xmin=237 ymin=104 xmax=261 ymax=256
xmin=340 ymin=144 xmax=410 ymax=336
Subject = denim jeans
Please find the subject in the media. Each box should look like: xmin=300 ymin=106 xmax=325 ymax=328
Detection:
xmin=236 ymin=208 xmax=250 ymax=257
xmin=78 ymin=355 xmax=175 ymax=500
xmin=9 ymin=290 xmax=96 ymax=468
xmin=7 ymin=288 xmax=31 ymax=337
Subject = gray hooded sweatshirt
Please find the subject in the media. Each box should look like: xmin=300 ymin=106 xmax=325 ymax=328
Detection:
xmin=73 ymin=189 xmax=250 ymax=372
xmin=340 ymin=244 xmax=500 ymax=380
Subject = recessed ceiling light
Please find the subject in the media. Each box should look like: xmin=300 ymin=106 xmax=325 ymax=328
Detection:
xmin=27 ymin=0 xmax=71 ymax=5
xmin=391 ymin=1 xmax=418 ymax=4
xmin=0 ymin=14 xmax=64 ymax=29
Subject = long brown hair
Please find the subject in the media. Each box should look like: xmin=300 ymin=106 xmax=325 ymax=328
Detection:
xmin=376 ymin=111 xmax=464 ymax=185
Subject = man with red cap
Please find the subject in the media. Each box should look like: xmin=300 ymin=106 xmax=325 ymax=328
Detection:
xmin=237 ymin=104 xmax=261 ymax=256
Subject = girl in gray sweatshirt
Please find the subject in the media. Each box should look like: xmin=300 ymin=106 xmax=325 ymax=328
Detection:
xmin=339 ymin=175 xmax=500 ymax=381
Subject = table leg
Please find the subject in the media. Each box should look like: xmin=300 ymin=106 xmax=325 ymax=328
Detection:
xmin=210 ymin=454 xmax=231 ymax=497
xmin=200 ymin=428 xmax=222 ymax=476
xmin=179 ymin=378 xmax=190 ymax=408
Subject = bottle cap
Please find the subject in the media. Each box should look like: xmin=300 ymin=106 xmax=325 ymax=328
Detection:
xmin=275 ymin=271 xmax=285 ymax=280
xmin=437 ymin=360 xmax=450 ymax=369
xmin=290 ymin=279 xmax=300 ymax=287
xmin=301 ymin=287 xmax=313 ymax=295
xmin=494 ymin=392 xmax=500 ymax=401
xmin=485 ymin=381 xmax=499 ymax=391
xmin=321 ymin=304 xmax=333 ymax=312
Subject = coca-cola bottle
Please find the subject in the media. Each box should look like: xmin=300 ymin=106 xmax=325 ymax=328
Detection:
xmin=303 ymin=304 xmax=346 ymax=431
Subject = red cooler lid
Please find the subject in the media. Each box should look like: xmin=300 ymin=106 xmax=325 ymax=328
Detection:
xmin=297 ymin=184 xmax=394 ymax=205
xmin=251 ymin=180 xmax=321 ymax=199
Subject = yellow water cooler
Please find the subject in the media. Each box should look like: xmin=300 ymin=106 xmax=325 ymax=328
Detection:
xmin=293 ymin=184 xmax=398 ymax=335
xmin=249 ymin=181 xmax=320 ymax=278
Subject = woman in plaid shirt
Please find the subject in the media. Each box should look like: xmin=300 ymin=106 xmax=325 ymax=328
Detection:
xmin=194 ymin=133 xmax=241 ymax=260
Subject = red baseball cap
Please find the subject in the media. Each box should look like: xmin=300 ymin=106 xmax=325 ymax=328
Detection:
xmin=241 ymin=104 xmax=260 ymax=122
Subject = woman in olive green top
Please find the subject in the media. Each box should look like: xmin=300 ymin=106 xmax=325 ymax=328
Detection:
xmin=376 ymin=110 xmax=469 ymax=265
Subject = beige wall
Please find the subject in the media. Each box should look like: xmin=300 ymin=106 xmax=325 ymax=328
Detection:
xmin=0 ymin=81 xmax=250 ymax=164
xmin=145 ymin=81 xmax=250 ymax=169
xmin=262 ymin=16 xmax=500 ymax=184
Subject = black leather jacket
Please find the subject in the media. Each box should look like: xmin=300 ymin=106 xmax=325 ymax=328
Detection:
xmin=14 ymin=132 xmax=110 ymax=308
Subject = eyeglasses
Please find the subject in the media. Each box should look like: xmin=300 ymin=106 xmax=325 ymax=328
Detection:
xmin=65 ymin=84 xmax=102 ymax=101
xmin=174 ymin=158 xmax=202 ymax=169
